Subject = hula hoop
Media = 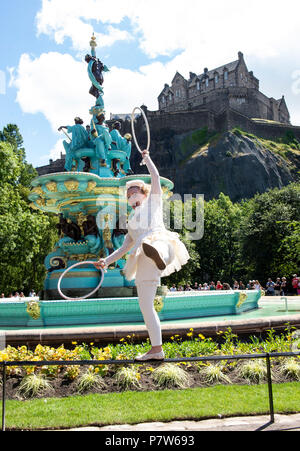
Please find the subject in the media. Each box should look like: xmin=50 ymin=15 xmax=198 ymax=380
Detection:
xmin=131 ymin=107 xmax=151 ymax=166
xmin=57 ymin=261 xmax=105 ymax=301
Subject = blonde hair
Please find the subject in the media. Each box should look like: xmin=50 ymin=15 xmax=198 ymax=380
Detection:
xmin=126 ymin=183 xmax=151 ymax=198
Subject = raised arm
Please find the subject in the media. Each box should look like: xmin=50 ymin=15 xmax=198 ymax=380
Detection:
xmin=142 ymin=152 xmax=162 ymax=196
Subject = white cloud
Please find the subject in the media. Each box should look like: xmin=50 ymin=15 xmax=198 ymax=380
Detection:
xmin=36 ymin=0 xmax=300 ymax=64
xmin=49 ymin=138 xmax=65 ymax=160
xmin=10 ymin=0 xmax=300 ymax=155
xmin=11 ymin=52 xmax=91 ymax=130
xmin=36 ymin=0 xmax=134 ymax=51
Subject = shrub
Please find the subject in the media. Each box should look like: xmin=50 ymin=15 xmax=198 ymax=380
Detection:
xmin=152 ymin=363 xmax=191 ymax=389
xmin=114 ymin=366 xmax=141 ymax=390
xmin=18 ymin=374 xmax=53 ymax=398
xmin=76 ymin=367 xmax=106 ymax=394
xmin=199 ymin=363 xmax=232 ymax=385
xmin=238 ymin=360 xmax=267 ymax=384
xmin=279 ymin=358 xmax=300 ymax=381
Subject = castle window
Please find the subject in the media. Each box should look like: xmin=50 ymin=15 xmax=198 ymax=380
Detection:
xmin=197 ymin=81 xmax=200 ymax=90
xmin=224 ymin=71 xmax=228 ymax=81
xmin=205 ymin=78 xmax=209 ymax=87
xmin=215 ymin=74 xmax=219 ymax=84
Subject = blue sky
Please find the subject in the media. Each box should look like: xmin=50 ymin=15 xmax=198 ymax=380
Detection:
xmin=1 ymin=0 xmax=300 ymax=168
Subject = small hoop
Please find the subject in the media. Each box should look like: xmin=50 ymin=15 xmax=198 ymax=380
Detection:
xmin=57 ymin=261 xmax=105 ymax=301
xmin=131 ymin=107 xmax=151 ymax=165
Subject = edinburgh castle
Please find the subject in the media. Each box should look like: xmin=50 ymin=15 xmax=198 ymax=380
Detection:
xmin=36 ymin=51 xmax=300 ymax=202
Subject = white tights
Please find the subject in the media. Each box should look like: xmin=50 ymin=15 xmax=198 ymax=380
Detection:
xmin=134 ymin=240 xmax=174 ymax=347
xmin=136 ymin=281 xmax=162 ymax=347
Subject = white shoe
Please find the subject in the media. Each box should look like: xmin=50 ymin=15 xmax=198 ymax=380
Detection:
xmin=135 ymin=350 xmax=165 ymax=361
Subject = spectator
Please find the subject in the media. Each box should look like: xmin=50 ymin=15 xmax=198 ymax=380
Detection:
xmin=185 ymin=284 xmax=193 ymax=291
xmin=1 ymin=293 xmax=5 ymax=299
xmin=193 ymin=282 xmax=198 ymax=290
xmin=292 ymin=275 xmax=299 ymax=296
xmin=223 ymin=283 xmax=232 ymax=290
xmin=274 ymin=278 xmax=281 ymax=296
xmin=266 ymin=278 xmax=275 ymax=296
xmin=254 ymin=280 xmax=261 ymax=291
xmin=169 ymin=284 xmax=177 ymax=292
xmin=216 ymin=281 xmax=223 ymax=290
xmin=239 ymin=281 xmax=245 ymax=290
xmin=203 ymin=283 xmax=209 ymax=291
xmin=198 ymin=284 xmax=203 ymax=291
xmin=233 ymin=281 xmax=239 ymax=290
xmin=209 ymin=282 xmax=216 ymax=291
xmin=280 ymin=277 xmax=287 ymax=296
xmin=178 ymin=285 xmax=184 ymax=292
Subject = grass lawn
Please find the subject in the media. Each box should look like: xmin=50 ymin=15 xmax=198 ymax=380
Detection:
xmin=2 ymin=382 xmax=300 ymax=430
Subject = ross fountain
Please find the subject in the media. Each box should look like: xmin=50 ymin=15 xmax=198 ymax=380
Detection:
xmin=0 ymin=36 xmax=262 ymax=331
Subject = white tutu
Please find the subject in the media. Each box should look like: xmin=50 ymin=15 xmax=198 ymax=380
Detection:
xmin=124 ymin=229 xmax=190 ymax=281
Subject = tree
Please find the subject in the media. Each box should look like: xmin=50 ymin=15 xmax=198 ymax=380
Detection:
xmin=0 ymin=123 xmax=37 ymax=187
xmin=239 ymin=183 xmax=300 ymax=283
xmin=0 ymin=130 xmax=57 ymax=296
xmin=193 ymin=193 xmax=243 ymax=283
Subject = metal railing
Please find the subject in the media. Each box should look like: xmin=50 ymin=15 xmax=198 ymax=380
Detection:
xmin=1 ymin=351 xmax=299 ymax=432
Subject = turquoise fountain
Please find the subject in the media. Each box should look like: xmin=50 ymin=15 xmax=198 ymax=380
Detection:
xmin=0 ymin=36 xmax=260 ymax=328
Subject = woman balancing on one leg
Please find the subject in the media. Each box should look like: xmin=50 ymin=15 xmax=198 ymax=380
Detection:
xmin=94 ymin=150 xmax=190 ymax=361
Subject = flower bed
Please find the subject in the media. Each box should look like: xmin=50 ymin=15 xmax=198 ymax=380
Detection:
xmin=0 ymin=328 xmax=299 ymax=400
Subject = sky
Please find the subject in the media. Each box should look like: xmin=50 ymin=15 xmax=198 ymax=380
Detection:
xmin=1 ymin=0 xmax=300 ymax=168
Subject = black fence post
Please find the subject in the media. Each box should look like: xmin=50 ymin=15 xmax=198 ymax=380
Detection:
xmin=266 ymin=353 xmax=275 ymax=424
xmin=1 ymin=364 xmax=6 ymax=432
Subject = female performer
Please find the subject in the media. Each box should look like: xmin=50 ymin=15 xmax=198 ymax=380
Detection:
xmin=94 ymin=151 xmax=190 ymax=361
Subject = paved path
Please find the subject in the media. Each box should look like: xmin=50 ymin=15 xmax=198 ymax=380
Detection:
xmin=64 ymin=414 xmax=300 ymax=432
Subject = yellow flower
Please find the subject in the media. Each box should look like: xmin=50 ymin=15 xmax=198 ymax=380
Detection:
xmin=187 ymin=332 xmax=193 ymax=337
xmin=170 ymin=336 xmax=174 ymax=340
xmin=189 ymin=328 xmax=194 ymax=332
xmin=72 ymin=341 xmax=77 ymax=345
xmin=120 ymin=338 xmax=125 ymax=342
xmin=90 ymin=342 xmax=94 ymax=346
xmin=198 ymin=334 xmax=205 ymax=340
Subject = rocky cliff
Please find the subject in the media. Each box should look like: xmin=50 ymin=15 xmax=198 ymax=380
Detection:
xmin=131 ymin=127 xmax=300 ymax=202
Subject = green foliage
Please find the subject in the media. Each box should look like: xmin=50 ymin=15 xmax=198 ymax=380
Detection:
xmin=165 ymin=183 xmax=300 ymax=286
xmin=0 ymin=125 xmax=58 ymax=295
xmin=18 ymin=374 xmax=53 ymax=398
xmin=238 ymin=183 xmax=300 ymax=281
xmin=152 ymin=363 xmax=191 ymax=389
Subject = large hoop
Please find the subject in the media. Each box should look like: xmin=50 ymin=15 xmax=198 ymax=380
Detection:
xmin=57 ymin=261 xmax=105 ymax=301
xmin=131 ymin=107 xmax=151 ymax=165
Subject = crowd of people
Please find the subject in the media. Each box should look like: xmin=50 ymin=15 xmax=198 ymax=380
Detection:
xmin=169 ymin=275 xmax=300 ymax=296
xmin=1 ymin=276 xmax=299 ymax=299
xmin=1 ymin=290 xmax=37 ymax=300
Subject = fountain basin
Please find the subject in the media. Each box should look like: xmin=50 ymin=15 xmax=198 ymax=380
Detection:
xmin=0 ymin=290 xmax=261 ymax=328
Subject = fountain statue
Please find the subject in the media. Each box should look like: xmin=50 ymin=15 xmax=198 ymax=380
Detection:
xmin=28 ymin=35 xmax=174 ymax=301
